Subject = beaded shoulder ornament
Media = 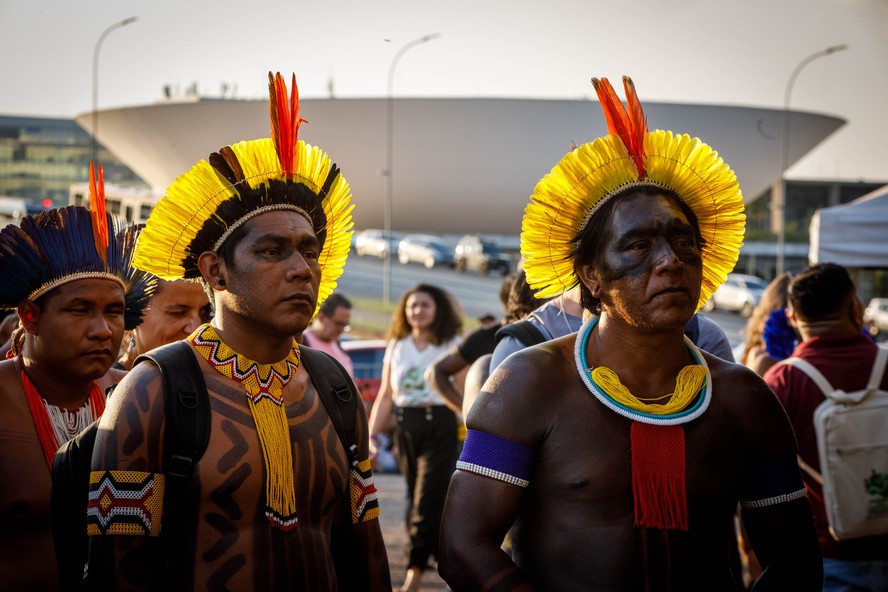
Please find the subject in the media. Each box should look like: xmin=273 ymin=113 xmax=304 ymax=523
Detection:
xmin=189 ymin=323 xmax=301 ymax=530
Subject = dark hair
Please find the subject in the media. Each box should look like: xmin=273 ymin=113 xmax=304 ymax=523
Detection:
xmin=198 ymin=221 xmax=253 ymax=307
xmin=572 ymin=185 xmax=704 ymax=314
xmin=386 ymin=283 xmax=463 ymax=345
xmin=789 ymin=263 xmax=855 ymax=321
xmin=319 ymin=292 xmax=352 ymax=317
xmin=505 ymin=268 xmax=545 ymax=323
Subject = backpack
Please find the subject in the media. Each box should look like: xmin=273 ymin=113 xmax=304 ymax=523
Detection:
xmin=51 ymin=340 xmax=361 ymax=590
xmin=495 ymin=319 xmax=546 ymax=348
xmin=782 ymin=345 xmax=888 ymax=541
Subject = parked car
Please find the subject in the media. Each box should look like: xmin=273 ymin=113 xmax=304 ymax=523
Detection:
xmin=340 ymin=338 xmax=386 ymax=408
xmin=703 ymin=273 xmax=768 ymax=316
xmin=453 ymin=235 xmax=511 ymax=276
xmin=354 ymin=228 xmax=401 ymax=259
xmin=397 ymin=234 xmax=454 ymax=269
xmin=864 ymin=297 xmax=888 ymax=335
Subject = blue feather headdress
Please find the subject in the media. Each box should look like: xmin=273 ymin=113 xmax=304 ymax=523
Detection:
xmin=0 ymin=163 xmax=156 ymax=329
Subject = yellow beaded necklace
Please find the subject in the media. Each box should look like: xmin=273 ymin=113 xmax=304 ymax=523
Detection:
xmin=590 ymin=365 xmax=708 ymax=416
xmin=189 ymin=323 xmax=301 ymax=531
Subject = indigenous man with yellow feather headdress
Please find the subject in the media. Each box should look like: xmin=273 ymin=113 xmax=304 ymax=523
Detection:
xmin=87 ymin=73 xmax=391 ymax=590
xmin=438 ymin=77 xmax=822 ymax=590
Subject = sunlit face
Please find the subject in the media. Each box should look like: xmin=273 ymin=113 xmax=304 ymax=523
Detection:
xmin=588 ymin=193 xmax=702 ymax=330
xmin=133 ymin=279 xmax=211 ymax=353
xmin=406 ymin=290 xmax=437 ymax=332
xmin=220 ymin=211 xmax=322 ymax=337
xmin=28 ymin=278 xmax=126 ymax=380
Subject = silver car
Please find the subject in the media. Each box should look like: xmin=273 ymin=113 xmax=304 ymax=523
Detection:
xmin=704 ymin=273 xmax=768 ymax=316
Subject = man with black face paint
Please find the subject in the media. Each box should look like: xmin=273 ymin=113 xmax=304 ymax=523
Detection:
xmin=438 ymin=76 xmax=822 ymax=591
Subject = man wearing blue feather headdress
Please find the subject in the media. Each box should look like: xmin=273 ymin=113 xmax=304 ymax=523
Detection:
xmin=0 ymin=162 xmax=155 ymax=590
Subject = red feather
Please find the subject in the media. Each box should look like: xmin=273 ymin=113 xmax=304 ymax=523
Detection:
xmin=268 ymin=72 xmax=306 ymax=177
xmin=88 ymin=161 xmax=109 ymax=263
xmin=622 ymin=76 xmax=648 ymax=178
xmin=591 ymin=77 xmax=631 ymax=145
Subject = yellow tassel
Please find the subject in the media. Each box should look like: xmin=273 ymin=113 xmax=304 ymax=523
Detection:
xmin=591 ymin=364 xmax=707 ymax=415
xmin=249 ymin=397 xmax=298 ymax=530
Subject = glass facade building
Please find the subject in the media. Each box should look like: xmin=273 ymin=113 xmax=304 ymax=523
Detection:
xmin=0 ymin=115 xmax=146 ymax=206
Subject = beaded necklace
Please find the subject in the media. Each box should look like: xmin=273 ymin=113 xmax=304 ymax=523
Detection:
xmin=188 ymin=323 xmax=301 ymax=531
xmin=21 ymin=367 xmax=104 ymax=469
xmin=574 ymin=316 xmax=711 ymax=531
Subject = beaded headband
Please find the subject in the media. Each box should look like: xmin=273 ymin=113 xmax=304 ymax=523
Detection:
xmin=134 ymin=72 xmax=354 ymax=314
xmin=0 ymin=162 xmax=156 ymax=329
xmin=521 ymin=76 xmax=746 ymax=311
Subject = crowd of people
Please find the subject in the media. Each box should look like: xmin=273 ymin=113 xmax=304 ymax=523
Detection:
xmin=1 ymin=70 xmax=885 ymax=592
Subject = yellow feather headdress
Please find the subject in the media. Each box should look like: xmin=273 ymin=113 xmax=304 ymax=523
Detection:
xmin=133 ymin=72 xmax=353 ymax=314
xmin=521 ymin=76 xmax=745 ymax=310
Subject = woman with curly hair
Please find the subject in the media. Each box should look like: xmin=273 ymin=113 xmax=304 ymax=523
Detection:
xmin=369 ymin=283 xmax=463 ymax=592
xmin=740 ymin=272 xmax=795 ymax=375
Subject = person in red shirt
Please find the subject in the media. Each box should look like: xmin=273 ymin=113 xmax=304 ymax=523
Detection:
xmin=764 ymin=262 xmax=888 ymax=591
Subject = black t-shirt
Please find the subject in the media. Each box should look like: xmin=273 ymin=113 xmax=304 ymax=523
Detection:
xmin=457 ymin=325 xmax=500 ymax=364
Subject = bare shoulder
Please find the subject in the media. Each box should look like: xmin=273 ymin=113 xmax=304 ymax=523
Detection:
xmin=467 ymin=334 xmax=575 ymax=447
xmin=702 ymin=351 xmax=797 ymax=456
xmin=0 ymin=358 xmax=18 ymax=399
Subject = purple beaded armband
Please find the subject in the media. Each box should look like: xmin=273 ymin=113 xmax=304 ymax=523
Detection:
xmin=456 ymin=429 xmax=535 ymax=488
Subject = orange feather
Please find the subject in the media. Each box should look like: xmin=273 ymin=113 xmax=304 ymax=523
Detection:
xmin=268 ymin=72 xmax=306 ymax=177
xmin=591 ymin=77 xmax=631 ymax=144
xmin=88 ymin=161 xmax=109 ymax=263
xmin=622 ymin=76 xmax=648 ymax=178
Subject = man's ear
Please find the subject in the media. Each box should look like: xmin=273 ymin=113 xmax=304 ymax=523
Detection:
xmin=576 ymin=263 xmax=601 ymax=299
xmin=197 ymin=251 xmax=227 ymax=292
xmin=18 ymin=300 xmax=39 ymax=335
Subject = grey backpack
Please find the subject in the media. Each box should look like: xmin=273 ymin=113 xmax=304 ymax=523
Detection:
xmin=783 ymin=345 xmax=888 ymax=540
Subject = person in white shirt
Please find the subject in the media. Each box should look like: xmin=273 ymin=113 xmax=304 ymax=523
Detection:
xmin=368 ymin=283 xmax=463 ymax=592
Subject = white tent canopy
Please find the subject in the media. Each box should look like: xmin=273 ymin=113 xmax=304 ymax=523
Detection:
xmin=810 ymin=185 xmax=888 ymax=267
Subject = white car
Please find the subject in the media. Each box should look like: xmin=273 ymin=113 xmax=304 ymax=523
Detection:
xmin=354 ymin=229 xmax=401 ymax=259
xmin=397 ymin=234 xmax=454 ymax=269
xmin=864 ymin=298 xmax=888 ymax=334
xmin=704 ymin=273 xmax=768 ymax=316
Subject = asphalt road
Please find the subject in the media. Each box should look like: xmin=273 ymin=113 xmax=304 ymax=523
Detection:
xmin=337 ymin=253 xmax=749 ymax=353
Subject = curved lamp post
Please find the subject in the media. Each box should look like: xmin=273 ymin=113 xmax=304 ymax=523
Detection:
xmin=91 ymin=16 xmax=138 ymax=166
xmin=775 ymin=43 xmax=848 ymax=275
xmin=383 ymin=33 xmax=441 ymax=303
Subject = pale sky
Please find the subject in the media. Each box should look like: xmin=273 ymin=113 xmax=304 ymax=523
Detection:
xmin=2 ymin=0 xmax=886 ymax=182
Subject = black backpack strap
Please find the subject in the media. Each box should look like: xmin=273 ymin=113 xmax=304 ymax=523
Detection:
xmin=298 ymin=344 xmax=367 ymax=590
xmin=133 ymin=340 xmax=210 ymax=585
xmin=495 ymin=319 xmax=547 ymax=348
xmin=298 ymin=345 xmax=360 ymax=468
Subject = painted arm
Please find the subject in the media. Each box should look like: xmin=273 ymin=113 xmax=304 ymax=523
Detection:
xmin=86 ymin=363 xmax=167 ymax=590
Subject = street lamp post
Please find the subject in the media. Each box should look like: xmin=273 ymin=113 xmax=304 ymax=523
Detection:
xmin=384 ymin=33 xmax=441 ymax=303
xmin=91 ymin=16 xmax=138 ymax=166
xmin=775 ymin=43 xmax=848 ymax=275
